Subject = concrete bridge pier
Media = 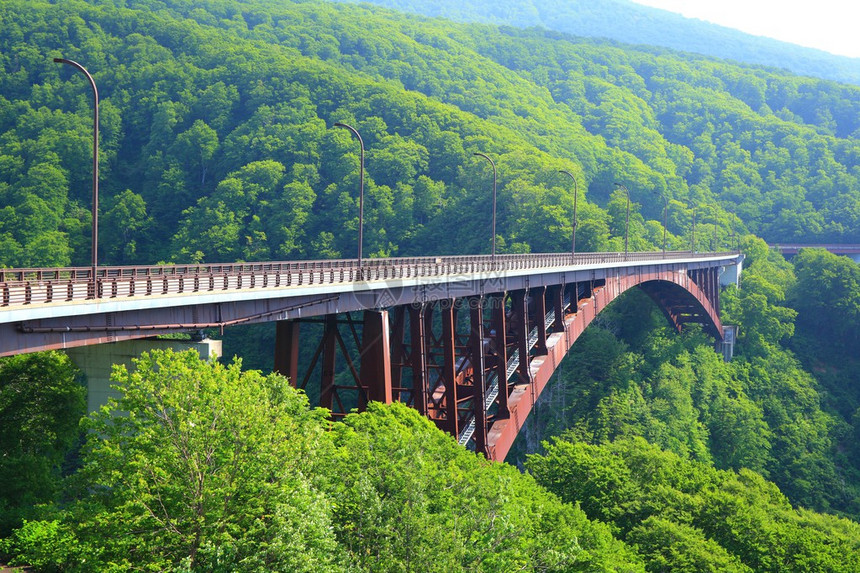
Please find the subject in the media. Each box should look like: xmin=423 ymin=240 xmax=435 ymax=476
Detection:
xmin=66 ymin=337 xmax=222 ymax=413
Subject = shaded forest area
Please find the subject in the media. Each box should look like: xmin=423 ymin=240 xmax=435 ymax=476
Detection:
xmin=2 ymin=348 xmax=859 ymax=571
xmin=3 ymin=0 xmax=860 ymax=569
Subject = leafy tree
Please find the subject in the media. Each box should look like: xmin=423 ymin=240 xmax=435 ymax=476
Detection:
xmin=627 ymin=516 xmax=751 ymax=572
xmin=528 ymin=437 xmax=860 ymax=572
xmin=324 ymin=401 xmax=642 ymax=572
xmin=100 ymin=189 xmax=151 ymax=264
xmin=171 ymin=119 xmax=219 ymax=189
xmin=0 ymin=352 xmax=84 ymax=537
xmin=4 ymin=349 xmax=343 ymax=571
xmin=3 ymin=351 xmax=648 ymax=572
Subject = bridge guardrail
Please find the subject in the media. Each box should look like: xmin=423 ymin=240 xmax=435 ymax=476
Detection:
xmin=0 ymin=251 xmax=738 ymax=308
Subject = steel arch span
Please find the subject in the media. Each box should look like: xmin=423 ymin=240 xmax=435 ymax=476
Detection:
xmin=276 ymin=263 xmax=727 ymax=462
xmin=485 ymin=267 xmax=722 ymax=461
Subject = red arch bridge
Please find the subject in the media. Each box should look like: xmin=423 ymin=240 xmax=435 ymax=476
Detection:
xmin=1 ymin=250 xmax=742 ymax=461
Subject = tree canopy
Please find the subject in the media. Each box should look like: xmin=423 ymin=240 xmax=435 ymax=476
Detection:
xmin=1 ymin=349 xmax=641 ymax=571
xmin=2 ymin=0 xmax=859 ymax=268
xmin=3 ymin=0 xmax=860 ymax=568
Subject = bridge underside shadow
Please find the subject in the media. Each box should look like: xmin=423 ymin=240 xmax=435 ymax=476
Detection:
xmin=275 ymin=266 xmax=724 ymax=462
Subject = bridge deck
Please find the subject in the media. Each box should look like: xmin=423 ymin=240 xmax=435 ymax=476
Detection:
xmin=2 ymin=251 xmax=738 ymax=319
xmin=770 ymin=243 xmax=860 ymax=255
xmin=1 ymin=251 xmax=741 ymax=358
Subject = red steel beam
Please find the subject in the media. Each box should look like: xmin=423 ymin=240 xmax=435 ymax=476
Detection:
xmin=273 ymin=320 xmax=300 ymax=385
xmin=485 ymin=269 xmax=721 ymax=461
xmin=359 ymin=310 xmax=393 ymax=406
xmin=469 ymin=298 xmax=488 ymax=455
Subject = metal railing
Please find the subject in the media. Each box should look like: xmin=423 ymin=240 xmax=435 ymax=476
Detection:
xmin=0 ymin=251 xmax=736 ymax=309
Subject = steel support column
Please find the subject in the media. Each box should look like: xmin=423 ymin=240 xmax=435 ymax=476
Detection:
xmin=358 ymin=310 xmax=393 ymax=407
xmin=469 ymin=297 xmax=488 ymax=455
xmin=510 ymin=289 xmax=531 ymax=384
xmin=273 ymin=320 xmax=300 ymax=385
xmin=320 ymin=314 xmax=338 ymax=410
xmin=440 ymin=301 xmax=459 ymax=436
xmin=549 ymin=284 xmax=565 ymax=333
xmin=490 ymin=293 xmax=509 ymax=419
xmin=409 ymin=304 xmax=429 ymax=415
xmin=390 ymin=306 xmax=406 ymax=403
xmin=532 ymin=285 xmax=548 ymax=355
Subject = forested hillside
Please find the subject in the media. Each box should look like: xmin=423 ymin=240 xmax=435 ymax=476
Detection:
xmin=333 ymin=0 xmax=860 ymax=85
xmin=3 ymin=0 xmax=860 ymax=569
xmin=2 ymin=0 xmax=860 ymax=270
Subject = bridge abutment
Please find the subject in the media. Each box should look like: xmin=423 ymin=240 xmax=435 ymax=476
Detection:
xmin=66 ymin=338 xmax=222 ymax=413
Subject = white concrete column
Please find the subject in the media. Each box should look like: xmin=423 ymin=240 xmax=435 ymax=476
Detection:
xmin=66 ymin=338 xmax=222 ymax=413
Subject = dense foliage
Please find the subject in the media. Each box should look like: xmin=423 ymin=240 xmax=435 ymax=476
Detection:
xmin=527 ymin=437 xmax=860 ymax=572
xmin=0 ymin=353 xmax=85 ymax=538
xmin=333 ymin=0 xmax=860 ymax=85
xmin=2 ymin=0 xmax=860 ymax=270
xmin=5 ymin=347 xmax=860 ymax=571
xmin=3 ymin=0 xmax=860 ymax=568
xmin=0 ymin=349 xmax=642 ymax=571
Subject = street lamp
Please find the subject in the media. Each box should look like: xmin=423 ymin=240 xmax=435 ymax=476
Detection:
xmin=711 ymin=205 xmax=718 ymax=252
xmin=690 ymin=204 xmax=697 ymax=253
xmin=614 ymin=183 xmax=630 ymax=258
xmin=333 ymin=122 xmax=365 ymax=268
xmin=653 ymin=192 xmax=668 ymax=255
xmin=474 ymin=152 xmax=497 ymax=259
xmin=54 ymin=58 xmax=99 ymax=297
xmin=559 ymin=170 xmax=578 ymax=257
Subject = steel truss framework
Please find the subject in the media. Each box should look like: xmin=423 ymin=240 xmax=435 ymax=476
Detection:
xmin=275 ymin=266 xmax=723 ymax=462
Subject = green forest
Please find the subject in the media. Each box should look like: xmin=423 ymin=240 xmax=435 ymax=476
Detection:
xmin=2 ymin=0 xmax=860 ymax=570
xmin=332 ymin=0 xmax=860 ymax=86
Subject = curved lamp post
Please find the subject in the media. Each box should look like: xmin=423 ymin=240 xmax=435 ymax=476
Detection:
xmin=690 ymin=204 xmax=697 ymax=253
xmin=653 ymin=192 xmax=669 ymax=255
xmin=474 ymin=152 xmax=497 ymax=258
xmin=333 ymin=122 xmax=365 ymax=268
xmin=711 ymin=205 xmax=718 ymax=252
xmin=54 ymin=58 xmax=99 ymax=297
xmin=614 ymin=183 xmax=630 ymax=258
xmin=559 ymin=170 xmax=578 ymax=257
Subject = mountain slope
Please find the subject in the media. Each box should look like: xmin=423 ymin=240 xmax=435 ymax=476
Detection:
xmin=1 ymin=0 xmax=860 ymax=552
xmin=3 ymin=0 xmax=860 ymax=271
xmin=333 ymin=0 xmax=860 ymax=85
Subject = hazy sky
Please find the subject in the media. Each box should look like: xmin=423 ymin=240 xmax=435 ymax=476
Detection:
xmin=631 ymin=0 xmax=860 ymax=59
